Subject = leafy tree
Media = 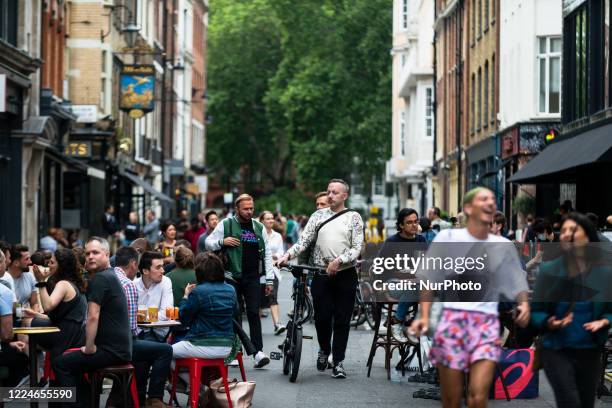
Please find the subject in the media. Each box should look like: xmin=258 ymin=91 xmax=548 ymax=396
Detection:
xmin=207 ymin=0 xmax=392 ymax=203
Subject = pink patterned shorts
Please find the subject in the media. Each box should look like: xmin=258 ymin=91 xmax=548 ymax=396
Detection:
xmin=429 ymin=308 xmax=501 ymax=372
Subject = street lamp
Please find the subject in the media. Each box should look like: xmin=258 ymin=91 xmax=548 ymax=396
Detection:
xmin=121 ymin=20 xmax=141 ymax=48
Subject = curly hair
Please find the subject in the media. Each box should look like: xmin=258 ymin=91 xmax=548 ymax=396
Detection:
xmin=54 ymin=248 xmax=86 ymax=293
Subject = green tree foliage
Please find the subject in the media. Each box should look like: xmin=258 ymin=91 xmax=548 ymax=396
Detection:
xmin=207 ymin=0 xmax=392 ymax=199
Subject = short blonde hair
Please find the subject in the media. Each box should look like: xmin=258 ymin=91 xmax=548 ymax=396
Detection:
xmin=234 ymin=193 xmax=254 ymax=208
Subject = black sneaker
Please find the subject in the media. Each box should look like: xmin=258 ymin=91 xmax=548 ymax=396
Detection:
xmin=332 ymin=361 xmax=347 ymax=379
xmin=317 ymin=350 xmax=330 ymax=372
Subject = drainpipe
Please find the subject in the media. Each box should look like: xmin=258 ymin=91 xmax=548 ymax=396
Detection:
xmin=455 ymin=0 xmax=463 ymax=212
xmin=432 ymin=0 xmax=438 ymax=207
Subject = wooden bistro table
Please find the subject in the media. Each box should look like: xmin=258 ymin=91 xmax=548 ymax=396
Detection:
xmin=13 ymin=326 xmax=60 ymax=408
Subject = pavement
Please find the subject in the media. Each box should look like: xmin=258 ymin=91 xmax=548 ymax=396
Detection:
xmin=15 ymin=269 xmax=612 ymax=407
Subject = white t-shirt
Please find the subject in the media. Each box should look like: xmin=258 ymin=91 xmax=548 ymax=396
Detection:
xmin=0 ymin=273 xmax=17 ymax=302
xmin=265 ymin=229 xmax=285 ymax=281
xmin=12 ymin=271 xmax=37 ymax=305
xmin=431 ymin=228 xmax=523 ymax=315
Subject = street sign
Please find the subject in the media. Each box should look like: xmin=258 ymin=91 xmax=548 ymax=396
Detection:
xmin=71 ymin=105 xmax=98 ymax=123
xmin=120 ymin=65 xmax=155 ymax=115
xmin=65 ymin=142 xmax=92 ymax=157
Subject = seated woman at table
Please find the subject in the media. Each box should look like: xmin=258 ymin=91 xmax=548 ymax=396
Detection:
xmin=23 ymin=248 xmax=86 ymax=358
xmin=172 ymin=252 xmax=237 ymax=363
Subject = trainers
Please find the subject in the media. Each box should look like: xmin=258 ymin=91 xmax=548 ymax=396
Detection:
xmin=254 ymin=351 xmax=270 ymax=368
xmin=274 ymin=324 xmax=286 ymax=336
xmin=317 ymin=350 xmax=330 ymax=372
xmin=391 ymin=324 xmax=408 ymax=343
xmin=332 ymin=361 xmax=347 ymax=379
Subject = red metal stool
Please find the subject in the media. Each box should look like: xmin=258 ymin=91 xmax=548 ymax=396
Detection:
xmin=42 ymin=347 xmax=82 ymax=383
xmin=42 ymin=352 xmax=55 ymax=382
xmin=169 ymin=355 xmax=242 ymax=408
xmin=234 ymin=352 xmax=247 ymax=382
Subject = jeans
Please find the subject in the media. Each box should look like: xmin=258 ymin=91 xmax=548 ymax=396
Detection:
xmin=132 ymin=339 xmax=173 ymax=401
xmin=52 ymin=348 xmax=126 ymax=408
xmin=395 ymin=301 xmax=418 ymax=322
xmin=311 ymin=268 xmax=357 ymax=364
xmin=542 ymin=348 xmax=602 ymax=408
xmin=232 ymin=277 xmax=263 ymax=352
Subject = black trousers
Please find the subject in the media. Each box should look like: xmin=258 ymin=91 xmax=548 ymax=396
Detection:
xmin=542 ymin=348 xmax=602 ymax=408
xmin=52 ymin=348 xmax=127 ymax=408
xmin=311 ymin=268 xmax=357 ymax=364
xmin=232 ymin=277 xmax=264 ymax=353
xmin=0 ymin=343 xmax=28 ymax=386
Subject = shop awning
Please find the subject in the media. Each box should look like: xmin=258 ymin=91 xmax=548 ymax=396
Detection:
xmin=120 ymin=170 xmax=174 ymax=204
xmin=45 ymin=147 xmax=106 ymax=180
xmin=508 ymin=123 xmax=612 ymax=183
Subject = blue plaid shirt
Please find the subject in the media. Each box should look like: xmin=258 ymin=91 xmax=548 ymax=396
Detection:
xmin=114 ymin=267 xmax=138 ymax=336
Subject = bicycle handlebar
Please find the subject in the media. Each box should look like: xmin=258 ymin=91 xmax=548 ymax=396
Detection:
xmin=283 ymin=264 xmax=327 ymax=277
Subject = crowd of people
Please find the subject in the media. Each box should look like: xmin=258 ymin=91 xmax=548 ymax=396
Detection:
xmin=1 ymin=179 xmax=611 ymax=408
xmin=374 ymin=188 xmax=612 ymax=408
xmin=0 ymin=179 xmax=355 ymax=407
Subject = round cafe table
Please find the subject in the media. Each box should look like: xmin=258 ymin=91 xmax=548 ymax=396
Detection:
xmin=13 ymin=326 xmax=60 ymax=408
xmin=137 ymin=320 xmax=182 ymax=329
xmin=137 ymin=320 xmax=182 ymax=342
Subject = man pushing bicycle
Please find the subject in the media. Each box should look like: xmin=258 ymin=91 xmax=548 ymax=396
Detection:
xmin=277 ymin=179 xmax=364 ymax=379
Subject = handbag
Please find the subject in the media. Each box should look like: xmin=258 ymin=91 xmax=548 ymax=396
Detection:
xmin=490 ymin=348 xmax=539 ymax=399
xmin=297 ymin=209 xmax=355 ymax=265
xmin=207 ymin=378 xmax=256 ymax=408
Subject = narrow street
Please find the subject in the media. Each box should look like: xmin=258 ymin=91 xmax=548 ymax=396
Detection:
xmin=238 ymin=270 xmax=609 ymax=407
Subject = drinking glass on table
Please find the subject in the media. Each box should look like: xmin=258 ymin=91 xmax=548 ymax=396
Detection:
xmin=137 ymin=305 xmax=147 ymax=323
xmin=148 ymin=306 xmax=159 ymax=322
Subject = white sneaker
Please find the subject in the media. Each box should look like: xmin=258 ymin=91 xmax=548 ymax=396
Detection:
xmin=253 ymin=351 xmax=270 ymax=368
xmin=228 ymin=359 xmax=239 ymax=367
xmin=391 ymin=324 xmax=408 ymax=343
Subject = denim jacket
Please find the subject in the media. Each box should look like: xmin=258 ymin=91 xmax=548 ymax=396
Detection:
xmin=179 ymin=282 xmax=238 ymax=347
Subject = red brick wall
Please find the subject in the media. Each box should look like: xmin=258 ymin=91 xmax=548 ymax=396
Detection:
xmin=192 ymin=1 xmax=207 ymax=124
xmin=41 ymin=0 xmax=66 ymax=98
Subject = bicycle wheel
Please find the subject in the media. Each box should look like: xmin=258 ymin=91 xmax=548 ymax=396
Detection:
xmin=364 ymin=294 xmax=377 ymax=330
xmin=282 ymin=321 xmax=293 ymax=375
xmin=289 ymin=326 xmax=302 ymax=383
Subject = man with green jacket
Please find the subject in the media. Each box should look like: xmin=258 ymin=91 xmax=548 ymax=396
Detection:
xmin=205 ymin=194 xmax=274 ymax=368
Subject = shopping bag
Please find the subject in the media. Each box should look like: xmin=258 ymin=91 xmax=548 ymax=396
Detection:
xmin=490 ymin=348 xmax=539 ymax=399
xmin=207 ymin=378 xmax=256 ymax=408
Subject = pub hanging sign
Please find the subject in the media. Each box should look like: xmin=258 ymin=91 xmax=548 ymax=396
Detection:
xmin=120 ymin=65 xmax=155 ymax=119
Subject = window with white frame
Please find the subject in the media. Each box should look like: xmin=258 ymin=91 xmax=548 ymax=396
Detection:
xmin=100 ymin=49 xmax=112 ymax=114
xmin=537 ymin=36 xmax=562 ymax=114
xmin=400 ymin=111 xmax=406 ymax=155
xmin=373 ymin=174 xmax=384 ymax=196
xmin=402 ymin=0 xmax=408 ymax=29
xmin=484 ymin=61 xmax=489 ymax=125
xmin=425 ymin=87 xmax=433 ymax=136
xmin=191 ymin=121 xmax=205 ymax=165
